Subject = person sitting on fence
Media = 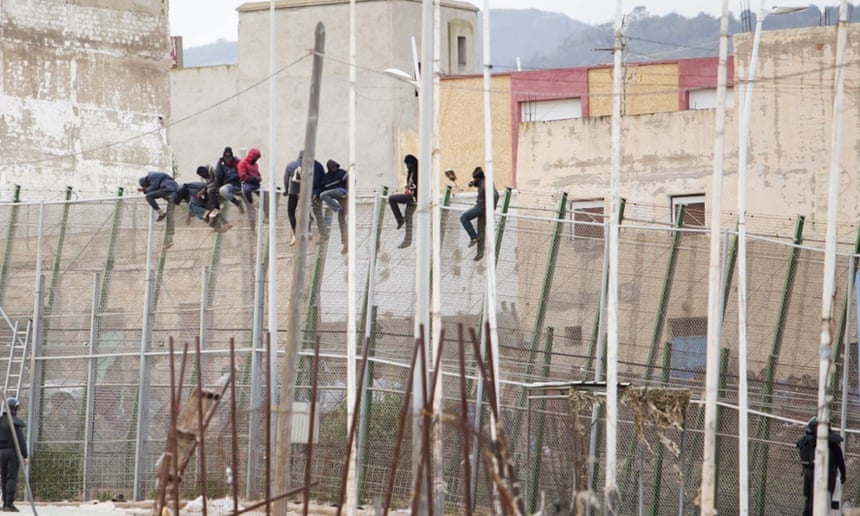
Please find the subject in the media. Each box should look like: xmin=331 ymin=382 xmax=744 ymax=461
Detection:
xmin=389 ymin=154 xmax=418 ymax=249
xmin=459 ymin=166 xmax=499 ymax=262
xmin=170 ymin=166 xmax=231 ymax=233
xmin=211 ymin=146 xmax=245 ymax=215
xmin=138 ymin=171 xmax=177 ymax=222
xmin=313 ymin=159 xmax=349 ymax=254
xmin=238 ymin=147 xmax=262 ymax=206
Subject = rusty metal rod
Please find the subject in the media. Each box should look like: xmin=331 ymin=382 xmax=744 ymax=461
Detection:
xmin=195 ymin=336 xmax=208 ymax=516
xmin=236 ymin=482 xmax=319 ymax=514
xmin=230 ymin=338 xmax=238 ymax=515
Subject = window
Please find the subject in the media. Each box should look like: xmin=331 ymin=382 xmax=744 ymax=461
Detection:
xmin=457 ymin=36 xmax=467 ymax=66
xmin=671 ymin=194 xmax=706 ymax=227
xmin=570 ymin=199 xmax=604 ymax=240
xmin=564 ymin=326 xmax=583 ymax=348
xmin=521 ymin=98 xmax=582 ymax=122
xmin=689 ymin=87 xmax=735 ymax=110
xmin=668 ymin=317 xmax=707 ymax=381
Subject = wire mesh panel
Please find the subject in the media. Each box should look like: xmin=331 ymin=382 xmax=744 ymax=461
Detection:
xmin=0 ymin=191 xmax=858 ymax=514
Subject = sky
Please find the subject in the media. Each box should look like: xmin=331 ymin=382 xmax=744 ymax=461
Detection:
xmin=169 ymin=1 xmax=830 ymax=48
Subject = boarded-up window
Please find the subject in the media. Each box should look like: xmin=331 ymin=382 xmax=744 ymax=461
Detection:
xmin=570 ymin=199 xmax=604 ymax=239
xmin=457 ymin=36 xmax=467 ymax=66
xmin=671 ymin=194 xmax=706 ymax=227
xmin=521 ymin=98 xmax=583 ymax=122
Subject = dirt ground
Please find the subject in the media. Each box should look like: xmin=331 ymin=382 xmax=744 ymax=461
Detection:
xmin=11 ymin=497 xmax=391 ymax=515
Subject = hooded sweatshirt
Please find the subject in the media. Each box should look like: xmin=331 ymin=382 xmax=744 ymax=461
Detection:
xmin=238 ymin=148 xmax=262 ymax=184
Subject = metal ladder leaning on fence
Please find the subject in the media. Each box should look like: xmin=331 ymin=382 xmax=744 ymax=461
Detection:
xmin=0 ymin=307 xmax=29 ymax=400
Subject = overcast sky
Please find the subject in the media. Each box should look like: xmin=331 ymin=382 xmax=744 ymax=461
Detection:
xmin=170 ymin=1 xmax=830 ymax=48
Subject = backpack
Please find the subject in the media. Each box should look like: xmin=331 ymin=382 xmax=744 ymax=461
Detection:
xmin=797 ymin=432 xmax=816 ymax=464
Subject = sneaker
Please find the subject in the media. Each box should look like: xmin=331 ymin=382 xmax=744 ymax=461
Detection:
xmin=468 ymin=238 xmax=478 ymax=248
xmin=396 ymin=219 xmax=405 ymax=230
xmin=156 ymin=209 xmax=167 ymax=222
xmin=165 ymin=238 xmax=174 ymax=249
xmin=289 ymin=236 xmax=296 ymax=246
xmin=233 ymin=200 xmax=245 ymax=214
xmin=341 ymin=246 xmax=348 ymax=255
xmin=397 ymin=240 xmax=411 ymax=249
xmin=4 ymin=505 xmax=19 ymax=512
xmin=474 ymin=250 xmax=484 ymax=261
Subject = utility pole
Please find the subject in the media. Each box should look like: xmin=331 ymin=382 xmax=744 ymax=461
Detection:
xmin=701 ymin=1 xmax=729 ymax=513
xmin=274 ymin=22 xmax=325 ymax=516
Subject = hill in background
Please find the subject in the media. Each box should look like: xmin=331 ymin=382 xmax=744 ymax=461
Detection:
xmin=180 ymin=5 xmax=859 ymax=70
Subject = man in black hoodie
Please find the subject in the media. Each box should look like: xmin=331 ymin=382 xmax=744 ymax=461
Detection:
xmin=388 ymin=154 xmax=418 ymax=249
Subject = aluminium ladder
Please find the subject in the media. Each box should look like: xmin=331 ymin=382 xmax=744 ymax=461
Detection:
xmin=3 ymin=320 xmax=30 ymax=400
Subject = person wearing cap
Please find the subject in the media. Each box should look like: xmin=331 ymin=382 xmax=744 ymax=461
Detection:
xmin=388 ymin=154 xmax=418 ymax=248
xmin=0 ymin=398 xmax=28 ymax=512
xmin=459 ymin=166 xmax=499 ymax=261
xmin=313 ymin=159 xmax=349 ymax=253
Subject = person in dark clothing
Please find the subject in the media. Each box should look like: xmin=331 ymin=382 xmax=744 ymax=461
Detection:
xmin=459 ymin=167 xmax=499 ymax=261
xmin=138 ymin=171 xmax=177 ymax=221
xmin=0 ymin=398 xmax=28 ymax=512
xmin=797 ymin=417 xmax=847 ymax=515
xmin=138 ymin=171 xmax=178 ymax=247
xmin=313 ymin=159 xmax=349 ymax=253
xmin=171 ymin=168 xmax=231 ymax=233
xmin=211 ymin=146 xmax=245 ymax=215
xmin=389 ymin=154 xmax=418 ymax=249
xmin=283 ymin=150 xmax=323 ymax=245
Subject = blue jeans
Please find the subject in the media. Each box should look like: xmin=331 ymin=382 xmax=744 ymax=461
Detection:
xmin=219 ymin=183 xmax=240 ymax=202
xmin=320 ymin=188 xmax=347 ymax=212
xmin=460 ymin=204 xmax=482 ymax=242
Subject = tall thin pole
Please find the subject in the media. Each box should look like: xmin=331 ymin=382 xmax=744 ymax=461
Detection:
xmin=266 ymin=0 xmax=279 ymax=428
xmin=480 ymin=0 xmax=499 ymax=424
xmin=345 ymin=0 xmax=359 ymax=512
xmin=701 ymin=1 xmax=729 ymax=513
xmin=430 ymin=0 xmax=445 ymax=511
xmin=813 ymin=1 xmax=849 ymax=514
xmin=133 ymin=209 xmax=154 ymax=501
xmin=275 ymin=22 xmax=325 ymax=516
xmin=411 ymin=0 xmax=433 ymax=506
xmin=605 ymin=1 xmax=623 ymax=513
xmin=732 ymin=4 xmax=768 ymax=512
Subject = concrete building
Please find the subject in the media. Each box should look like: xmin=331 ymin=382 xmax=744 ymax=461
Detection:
xmin=0 ymin=0 xmax=172 ymax=201
xmin=515 ymin=25 xmax=859 ymax=239
xmin=168 ymin=0 xmax=480 ymax=190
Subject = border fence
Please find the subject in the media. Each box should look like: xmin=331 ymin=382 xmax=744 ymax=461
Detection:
xmin=0 ymin=186 xmax=858 ymax=514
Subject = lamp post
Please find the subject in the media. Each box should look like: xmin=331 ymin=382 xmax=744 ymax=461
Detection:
xmin=735 ymin=3 xmax=805 ymax=515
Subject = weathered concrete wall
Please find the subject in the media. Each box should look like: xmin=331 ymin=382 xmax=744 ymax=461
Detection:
xmin=169 ymin=64 xmax=240 ymax=180
xmin=168 ymin=0 xmax=478 ymax=193
xmin=0 ymin=0 xmax=172 ymax=201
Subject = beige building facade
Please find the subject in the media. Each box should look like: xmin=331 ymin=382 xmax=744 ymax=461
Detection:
xmin=516 ymin=25 xmax=860 ymax=239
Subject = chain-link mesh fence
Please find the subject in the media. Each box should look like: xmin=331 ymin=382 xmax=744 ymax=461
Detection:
xmin=0 ymin=189 xmax=857 ymax=514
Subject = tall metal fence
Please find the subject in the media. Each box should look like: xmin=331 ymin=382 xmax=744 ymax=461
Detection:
xmin=0 ymin=187 xmax=857 ymax=515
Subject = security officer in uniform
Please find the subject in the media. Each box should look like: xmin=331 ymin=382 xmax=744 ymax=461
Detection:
xmin=0 ymin=398 xmax=27 ymax=512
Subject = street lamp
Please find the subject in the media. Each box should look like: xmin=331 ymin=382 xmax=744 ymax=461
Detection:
xmin=735 ymin=3 xmax=806 ymax=515
xmin=384 ymin=68 xmax=419 ymax=89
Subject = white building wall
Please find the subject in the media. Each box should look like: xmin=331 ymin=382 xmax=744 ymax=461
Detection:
xmin=169 ymin=0 xmax=478 ymax=192
xmin=0 ymin=0 xmax=172 ymax=201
